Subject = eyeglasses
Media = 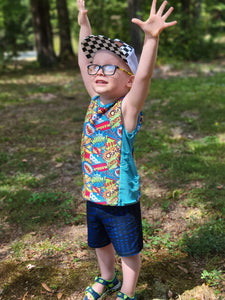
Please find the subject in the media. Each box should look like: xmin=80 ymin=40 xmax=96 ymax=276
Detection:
xmin=87 ymin=64 xmax=133 ymax=76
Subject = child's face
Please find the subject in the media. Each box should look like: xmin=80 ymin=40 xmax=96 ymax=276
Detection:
xmin=90 ymin=50 xmax=133 ymax=102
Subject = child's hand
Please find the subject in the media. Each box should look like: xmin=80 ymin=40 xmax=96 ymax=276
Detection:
xmin=132 ymin=0 xmax=177 ymax=38
xmin=77 ymin=0 xmax=88 ymax=26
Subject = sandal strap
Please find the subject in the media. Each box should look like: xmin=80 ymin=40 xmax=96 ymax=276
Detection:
xmin=84 ymin=274 xmax=121 ymax=300
xmin=85 ymin=285 xmax=100 ymax=300
xmin=117 ymin=291 xmax=137 ymax=300
xmin=94 ymin=273 xmax=118 ymax=289
xmin=94 ymin=276 xmax=108 ymax=286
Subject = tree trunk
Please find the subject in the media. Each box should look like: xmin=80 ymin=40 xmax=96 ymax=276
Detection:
xmin=56 ymin=0 xmax=76 ymax=64
xmin=127 ymin=0 xmax=142 ymax=58
xmin=30 ymin=0 xmax=57 ymax=67
xmin=180 ymin=0 xmax=191 ymax=30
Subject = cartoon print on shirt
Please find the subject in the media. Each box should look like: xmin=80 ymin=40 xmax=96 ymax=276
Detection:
xmin=81 ymin=98 xmax=123 ymax=205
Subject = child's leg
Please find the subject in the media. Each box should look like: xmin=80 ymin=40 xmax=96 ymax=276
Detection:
xmin=96 ymin=243 xmax=115 ymax=280
xmin=118 ymin=253 xmax=141 ymax=299
xmin=88 ymin=243 xmax=116 ymax=295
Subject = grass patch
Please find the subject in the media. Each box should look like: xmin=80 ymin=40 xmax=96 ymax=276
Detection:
xmin=179 ymin=218 xmax=225 ymax=257
xmin=0 ymin=69 xmax=85 ymax=232
xmin=1 ymin=189 xmax=79 ymax=230
xmin=137 ymin=72 xmax=225 ymax=215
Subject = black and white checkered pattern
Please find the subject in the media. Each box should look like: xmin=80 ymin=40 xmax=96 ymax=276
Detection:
xmin=81 ymin=35 xmax=133 ymax=65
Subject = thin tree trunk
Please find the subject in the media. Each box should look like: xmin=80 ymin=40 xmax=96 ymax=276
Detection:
xmin=30 ymin=0 xmax=56 ymax=67
xmin=128 ymin=0 xmax=142 ymax=58
xmin=181 ymin=0 xmax=191 ymax=30
xmin=56 ymin=0 xmax=76 ymax=64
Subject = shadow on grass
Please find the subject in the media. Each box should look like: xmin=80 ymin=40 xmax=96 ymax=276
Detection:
xmin=137 ymin=133 xmax=225 ymax=215
xmin=0 ymin=259 xmax=92 ymax=299
xmin=0 ymin=254 xmax=203 ymax=300
xmin=0 ymin=188 xmax=85 ymax=244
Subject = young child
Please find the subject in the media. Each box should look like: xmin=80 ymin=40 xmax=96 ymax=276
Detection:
xmin=77 ymin=0 xmax=176 ymax=299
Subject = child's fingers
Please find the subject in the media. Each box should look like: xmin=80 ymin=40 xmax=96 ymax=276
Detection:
xmin=157 ymin=0 xmax=168 ymax=16
xmin=164 ymin=20 xmax=177 ymax=28
xmin=150 ymin=0 xmax=157 ymax=15
xmin=162 ymin=6 xmax=174 ymax=21
xmin=131 ymin=18 xmax=144 ymax=28
xmin=77 ymin=0 xmax=85 ymax=10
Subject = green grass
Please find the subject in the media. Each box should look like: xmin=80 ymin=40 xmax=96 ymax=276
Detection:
xmin=0 ymin=69 xmax=86 ymax=232
xmin=137 ymin=73 xmax=225 ymax=216
xmin=179 ymin=218 xmax=225 ymax=257
xmin=0 ymin=189 xmax=80 ymax=230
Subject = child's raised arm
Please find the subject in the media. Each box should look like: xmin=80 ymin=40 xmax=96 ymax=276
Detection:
xmin=122 ymin=0 xmax=177 ymax=133
xmin=77 ymin=0 xmax=95 ymax=98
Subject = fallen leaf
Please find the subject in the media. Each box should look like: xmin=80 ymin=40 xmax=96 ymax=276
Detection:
xmin=41 ymin=283 xmax=53 ymax=293
xmin=56 ymin=163 xmax=63 ymax=168
xmin=57 ymin=292 xmax=63 ymax=299
xmin=22 ymin=291 xmax=28 ymax=300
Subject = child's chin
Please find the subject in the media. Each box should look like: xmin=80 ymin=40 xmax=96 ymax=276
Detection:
xmin=94 ymin=87 xmax=110 ymax=94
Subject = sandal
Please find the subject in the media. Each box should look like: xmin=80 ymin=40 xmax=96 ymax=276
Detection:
xmin=117 ymin=291 xmax=137 ymax=300
xmin=83 ymin=274 xmax=121 ymax=300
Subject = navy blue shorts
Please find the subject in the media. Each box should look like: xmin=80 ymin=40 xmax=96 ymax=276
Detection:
xmin=86 ymin=201 xmax=143 ymax=257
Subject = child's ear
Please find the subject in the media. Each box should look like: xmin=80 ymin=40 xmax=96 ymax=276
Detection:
xmin=127 ymin=75 xmax=135 ymax=88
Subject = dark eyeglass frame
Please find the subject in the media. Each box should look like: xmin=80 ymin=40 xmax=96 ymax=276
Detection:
xmin=87 ymin=64 xmax=133 ymax=76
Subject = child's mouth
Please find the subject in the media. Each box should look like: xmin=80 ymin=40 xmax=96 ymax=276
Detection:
xmin=96 ymin=79 xmax=108 ymax=84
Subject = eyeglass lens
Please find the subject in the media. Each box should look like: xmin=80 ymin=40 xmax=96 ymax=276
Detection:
xmin=88 ymin=64 xmax=117 ymax=75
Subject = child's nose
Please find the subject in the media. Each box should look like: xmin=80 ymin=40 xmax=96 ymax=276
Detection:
xmin=97 ymin=67 xmax=104 ymax=75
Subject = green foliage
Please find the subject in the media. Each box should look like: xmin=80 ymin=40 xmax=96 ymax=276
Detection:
xmin=0 ymin=0 xmax=32 ymax=55
xmin=160 ymin=24 xmax=217 ymax=61
xmin=1 ymin=0 xmax=224 ymax=62
xmin=84 ymin=0 xmax=129 ymax=41
xmin=155 ymin=0 xmax=225 ymax=60
xmin=201 ymin=269 xmax=223 ymax=287
xmin=142 ymin=219 xmax=176 ymax=252
xmin=179 ymin=219 xmax=225 ymax=257
xmin=142 ymin=219 xmax=160 ymax=237
xmin=0 ymin=152 xmax=10 ymax=164
xmin=11 ymin=240 xmax=25 ymax=258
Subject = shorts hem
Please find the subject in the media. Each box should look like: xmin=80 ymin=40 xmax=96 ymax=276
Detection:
xmin=88 ymin=241 xmax=111 ymax=249
xmin=117 ymin=247 xmax=143 ymax=257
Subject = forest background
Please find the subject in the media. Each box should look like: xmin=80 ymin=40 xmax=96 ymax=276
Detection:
xmin=0 ymin=0 xmax=225 ymax=67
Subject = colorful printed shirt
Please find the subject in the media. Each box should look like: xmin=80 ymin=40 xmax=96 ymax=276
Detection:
xmin=81 ymin=95 xmax=142 ymax=206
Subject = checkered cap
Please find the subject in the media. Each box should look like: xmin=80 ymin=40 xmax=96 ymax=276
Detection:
xmin=81 ymin=35 xmax=138 ymax=74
